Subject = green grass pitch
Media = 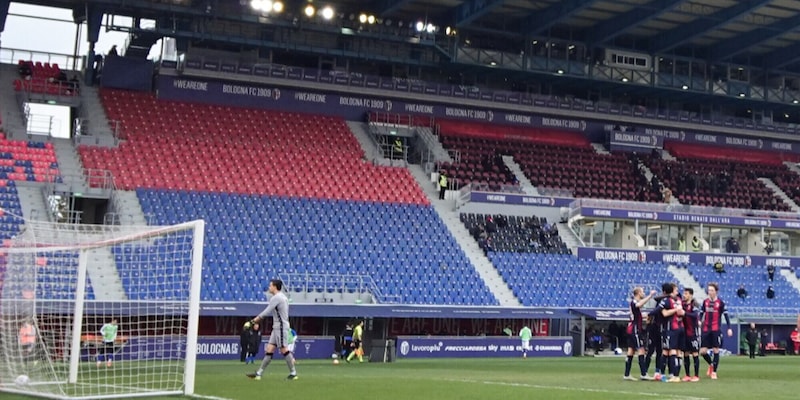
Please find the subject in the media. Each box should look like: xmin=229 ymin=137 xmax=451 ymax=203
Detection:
xmin=2 ymin=356 xmax=797 ymax=400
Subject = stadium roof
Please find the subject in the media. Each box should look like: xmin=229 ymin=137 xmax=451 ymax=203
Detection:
xmin=12 ymin=0 xmax=800 ymax=114
xmin=13 ymin=0 xmax=800 ymax=72
xmin=372 ymin=0 xmax=800 ymax=70
xmin=13 ymin=0 xmax=800 ymax=71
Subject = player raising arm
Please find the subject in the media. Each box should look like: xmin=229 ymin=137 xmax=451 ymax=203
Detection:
xmin=245 ymin=279 xmax=297 ymax=381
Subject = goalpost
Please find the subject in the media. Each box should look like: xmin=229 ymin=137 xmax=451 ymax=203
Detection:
xmin=0 ymin=217 xmax=205 ymax=400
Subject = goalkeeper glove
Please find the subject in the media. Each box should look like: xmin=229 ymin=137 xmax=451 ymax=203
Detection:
xmin=244 ymin=321 xmax=252 ymax=329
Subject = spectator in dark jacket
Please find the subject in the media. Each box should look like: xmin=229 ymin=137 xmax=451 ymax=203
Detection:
xmin=246 ymin=323 xmax=262 ymax=364
xmin=745 ymin=324 xmax=759 ymax=359
xmin=240 ymin=323 xmax=252 ymax=362
xmin=767 ymin=264 xmax=775 ymax=281
xmin=737 ymin=285 xmax=748 ymax=300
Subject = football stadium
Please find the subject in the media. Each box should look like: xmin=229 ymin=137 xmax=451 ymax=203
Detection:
xmin=1 ymin=0 xmax=800 ymax=399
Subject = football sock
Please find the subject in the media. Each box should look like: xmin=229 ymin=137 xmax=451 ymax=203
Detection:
xmin=257 ymin=353 xmax=274 ymax=374
xmin=669 ymin=355 xmax=679 ymax=376
xmin=683 ymin=355 xmax=690 ymax=376
xmin=702 ymin=353 xmax=712 ymax=365
xmin=624 ymin=355 xmax=633 ymax=376
xmin=693 ymin=356 xmax=700 ymax=376
xmin=638 ymin=354 xmax=646 ymax=376
xmin=283 ymin=351 xmax=296 ymax=375
xmin=712 ymin=352 xmax=719 ymax=372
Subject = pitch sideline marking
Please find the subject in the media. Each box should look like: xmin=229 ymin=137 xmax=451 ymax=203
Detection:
xmin=445 ymin=378 xmax=711 ymax=400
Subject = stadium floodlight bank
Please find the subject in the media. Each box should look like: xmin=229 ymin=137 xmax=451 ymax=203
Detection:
xmin=0 ymin=218 xmax=205 ymax=400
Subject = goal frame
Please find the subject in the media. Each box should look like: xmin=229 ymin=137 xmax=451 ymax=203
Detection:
xmin=0 ymin=219 xmax=205 ymax=400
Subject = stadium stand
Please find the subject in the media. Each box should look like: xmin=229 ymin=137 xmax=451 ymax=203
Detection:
xmin=81 ymin=89 xmax=425 ymax=203
xmin=14 ymin=60 xmax=78 ymax=96
xmin=436 ymin=120 xmax=645 ymax=199
xmin=683 ymin=263 xmax=800 ymax=310
xmin=461 ymin=213 xmax=570 ymax=255
xmin=113 ymin=238 xmax=192 ymax=301
xmin=437 ymin=135 xmax=519 ymax=192
xmin=645 ymin=143 xmax=793 ymax=210
xmin=490 ymin=253 xmax=675 ymax=308
xmin=138 ymin=190 xmax=497 ymax=305
xmin=78 ymin=89 xmax=497 ymax=305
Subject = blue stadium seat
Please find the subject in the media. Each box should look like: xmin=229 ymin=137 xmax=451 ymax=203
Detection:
xmin=134 ymin=190 xmax=498 ymax=305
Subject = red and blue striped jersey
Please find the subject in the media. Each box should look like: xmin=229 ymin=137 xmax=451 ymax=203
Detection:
xmin=701 ymin=298 xmax=727 ymax=332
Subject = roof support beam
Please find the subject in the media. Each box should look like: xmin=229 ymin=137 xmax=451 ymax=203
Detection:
xmin=455 ymin=0 xmax=507 ymax=27
xmin=590 ymin=0 xmax=686 ymax=45
xmin=762 ymin=41 xmax=800 ymax=70
xmin=709 ymin=13 xmax=800 ymax=62
xmin=520 ymin=0 xmax=601 ymax=36
xmin=376 ymin=0 xmax=416 ymax=17
xmin=649 ymin=0 xmax=773 ymax=53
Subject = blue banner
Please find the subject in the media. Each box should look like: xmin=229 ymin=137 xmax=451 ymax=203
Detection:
xmin=18 ymin=301 xmax=572 ymax=318
xmin=195 ymin=336 xmax=335 ymax=360
xmin=469 ymin=192 xmax=574 ymax=207
xmin=608 ymin=131 xmax=664 ymax=150
xmin=581 ymin=207 xmax=800 ymax=229
xmin=576 ymin=247 xmax=800 ymax=268
xmin=79 ymin=336 xmax=335 ymax=361
xmin=395 ymin=336 xmax=573 ymax=358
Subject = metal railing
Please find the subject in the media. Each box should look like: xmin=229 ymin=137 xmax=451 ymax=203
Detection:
xmin=0 ymin=47 xmax=84 ymax=71
xmin=732 ymin=307 xmax=799 ymax=320
xmin=279 ymin=272 xmax=400 ymax=304
xmin=26 ymin=113 xmax=56 ymax=136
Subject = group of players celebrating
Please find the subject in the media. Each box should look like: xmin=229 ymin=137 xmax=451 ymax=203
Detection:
xmin=623 ymin=282 xmax=731 ymax=382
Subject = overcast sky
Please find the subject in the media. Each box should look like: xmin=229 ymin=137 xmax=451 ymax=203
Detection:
xmin=1 ymin=2 xmax=155 ymax=67
xmin=1 ymin=2 xmax=158 ymax=137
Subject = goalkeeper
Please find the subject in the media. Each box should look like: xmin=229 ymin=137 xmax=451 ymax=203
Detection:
xmin=245 ymin=279 xmax=297 ymax=381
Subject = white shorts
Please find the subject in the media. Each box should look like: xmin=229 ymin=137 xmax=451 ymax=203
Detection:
xmin=521 ymin=340 xmax=530 ymax=351
xmin=287 ymin=343 xmax=295 ymax=353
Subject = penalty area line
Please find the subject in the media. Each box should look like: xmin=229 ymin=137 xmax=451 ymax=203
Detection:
xmin=443 ymin=378 xmax=711 ymax=400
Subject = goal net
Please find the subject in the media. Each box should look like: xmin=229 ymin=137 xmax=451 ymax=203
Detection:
xmin=0 ymin=218 xmax=205 ymax=400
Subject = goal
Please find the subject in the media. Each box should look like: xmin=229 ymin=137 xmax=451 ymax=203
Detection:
xmin=0 ymin=218 xmax=205 ymax=399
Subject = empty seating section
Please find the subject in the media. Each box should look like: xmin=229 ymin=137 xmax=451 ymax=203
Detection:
xmin=14 ymin=60 xmax=78 ymax=96
xmin=437 ymin=122 xmax=641 ymax=199
xmin=491 ymin=253 xmax=675 ymax=307
xmin=0 ymin=252 xmax=94 ymax=301
xmin=771 ymin=170 xmax=800 ymax=207
xmin=0 ymin=133 xmax=59 ymax=183
xmin=437 ymin=135 xmax=519 ymax=191
xmin=461 ymin=213 xmax=570 ymax=255
xmin=0 ymin=182 xmax=23 ymax=240
xmin=138 ymin=189 xmax=498 ymax=305
xmin=684 ymin=263 xmax=800 ymax=311
xmin=112 ymin=237 xmax=193 ymax=300
xmin=81 ymin=89 xmax=426 ymax=204
xmin=647 ymin=157 xmax=790 ymax=210
xmin=517 ymin=146 xmax=639 ymax=200
xmin=36 ymin=252 xmax=95 ymax=300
